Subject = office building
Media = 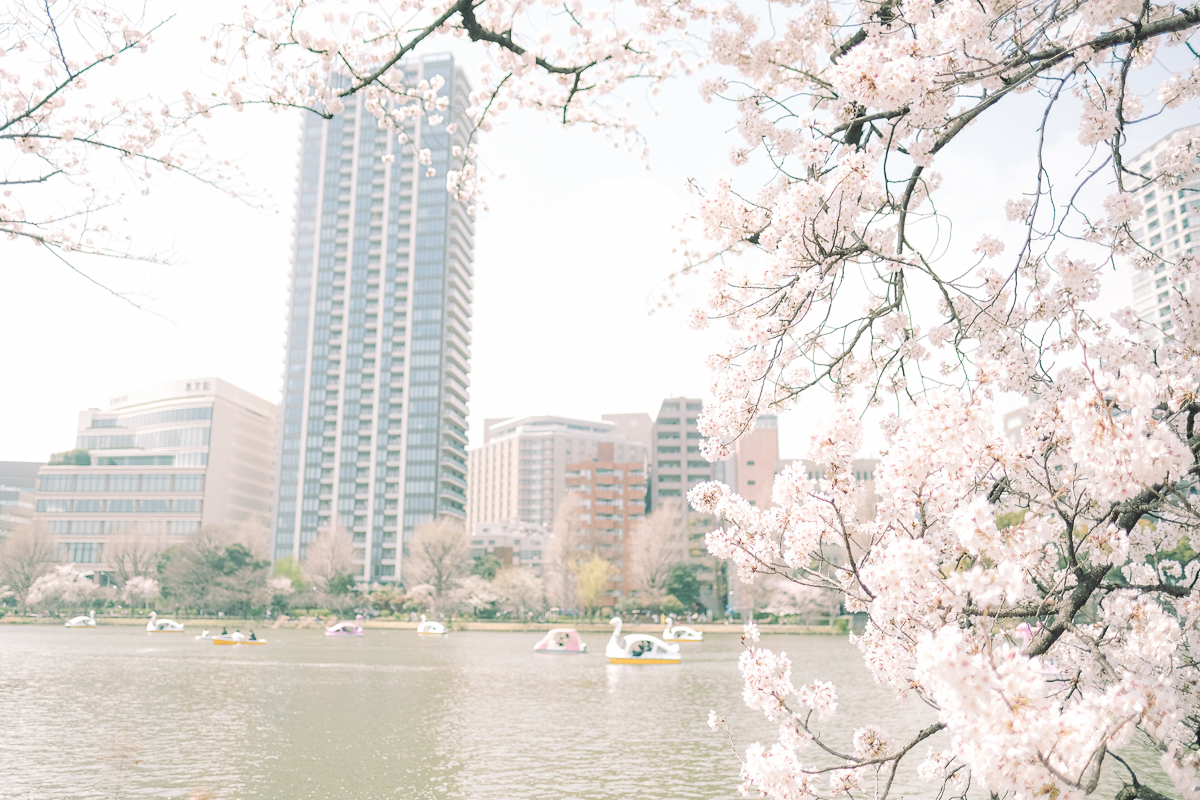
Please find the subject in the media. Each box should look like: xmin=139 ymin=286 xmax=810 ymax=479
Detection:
xmin=470 ymin=520 xmax=548 ymax=575
xmin=1129 ymin=124 xmax=1200 ymax=344
xmin=34 ymin=378 xmax=277 ymax=569
xmin=466 ymin=416 xmax=647 ymax=533
xmin=647 ymin=397 xmax=719 ymax=608
xmin=0 ymin=461 xmax=41 ymax=493
xmin=0 ymin=486 xmax=35 ymax=541
xmin=0 ymin=461 xmax=41 ymax=542
xmin=274 ymin=54 xmax=474 ymax=583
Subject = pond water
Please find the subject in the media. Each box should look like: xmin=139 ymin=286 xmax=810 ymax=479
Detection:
xmin=0 ymin=625 xmax=1171 ymax=799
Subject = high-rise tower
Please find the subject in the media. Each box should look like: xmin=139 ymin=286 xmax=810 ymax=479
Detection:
xmin=1128 ymin=124 xmax=1200 ymax=345
xmin=275 ymin=54 xmax=473 ymax=582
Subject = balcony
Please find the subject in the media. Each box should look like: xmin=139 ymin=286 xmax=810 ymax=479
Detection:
xmin=439 ymin=471 xmax=467 ymax=491
xmin=443 ymin=359 xmax=470 ymax=389
xmin=442 ymin=406 xmax=468 ymax=429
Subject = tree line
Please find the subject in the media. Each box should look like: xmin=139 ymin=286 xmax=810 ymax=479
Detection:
xmin=0 ymin=508 xmax=837 ymax=622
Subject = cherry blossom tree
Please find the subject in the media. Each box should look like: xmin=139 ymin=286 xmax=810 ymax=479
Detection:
xmin=1 ymin=2 xmax=240 ymax=297
xmin=218 ymin=0 xmax=1200 ymax=794
xmin=26 ymin=563 xmax=107 ymax=613
xmin=120 ymin=575 xmax=159 ymax=609
xmin=492 ymin=566 xmax=546 ymax=616
xmin=626 ymin=501 xmax=687 ymax=598
xmin=406 ymin=517 xmax=471 ymax=613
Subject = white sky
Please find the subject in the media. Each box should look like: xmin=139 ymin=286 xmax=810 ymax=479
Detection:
xmin=1 ymin=1 xmax=1196 ymax=465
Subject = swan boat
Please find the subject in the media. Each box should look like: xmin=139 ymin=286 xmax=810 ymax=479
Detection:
xmin=663 ymin=616 xmax=704 ymax=642
xmin=65 ymin=610 xmax=96 ymax=628
xmin=416 ymin=614 xmax=448 ymax=635
xmin=326 ymin=614 xmax=365 ymax=636
xmin=533 ymin=628 xmax=587 ymax=653
xmin=213 ymin=631 xmax=266 ymax=645
xmin=606 ymin=617 xmax=681 ymax=665
xmin=146 ymin=611 xmax=184 ymax=633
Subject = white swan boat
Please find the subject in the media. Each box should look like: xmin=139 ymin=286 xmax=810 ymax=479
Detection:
xmin=606 ymin=617 xmax=681 ymax=664
xmin=416 ymin=614 xmax=448 ymax=635
xmin=533 ymin=628 xmax=587 ymax=653
xmin=65 ymin=610 xmax=96 ymax=628
xmin=326 ymin=614 xmax=365 ymax=637
xmin=663 ymin=616 xmax=704 ymax=642
xmin=213 ymin=631 xmax=265 ymax=646
xmin=146 ymin=611 xmax=184 ymax=633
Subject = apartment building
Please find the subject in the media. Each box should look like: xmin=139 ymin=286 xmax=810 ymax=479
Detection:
xmin=465 ymin=416 xmax=646 ymax=533
xmin=1128 ymin=124 xmax=1200 ymax=344
xmin=563 ymin=441 xmax=648 ymax=605
xmin=34 ymin=378 xmax=277 ymax=570
xmin=716 ymin=415 xmax=780 ymax=508
xmin=274 ymin=54 xmax=474 ymax=583
xmin=647 ymin=397 xmax=721 ymax=609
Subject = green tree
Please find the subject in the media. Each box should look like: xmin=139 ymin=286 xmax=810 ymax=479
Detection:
xmin=471 ymin=553 xmax=502 ymax=580
xmin=48 ymin=449 xmax=90 ymax=466
xmin=327 ymin=572 xmax=356 ymax=595
xmin=665 ymin=564 xmax=702 ymax=611
xmin=158 ymin=529 xmax=270 ymax=616
xmin=272 ymin=555 xmax=306 ymax=590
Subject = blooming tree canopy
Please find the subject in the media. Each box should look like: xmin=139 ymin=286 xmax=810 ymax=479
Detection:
xmin=26 ymin=564 xmax=104 ymax=610
xmin=121 ymin=575 xmax=160 ymax=606
xmin=8 ymin=0 xmax=1200 ymax=796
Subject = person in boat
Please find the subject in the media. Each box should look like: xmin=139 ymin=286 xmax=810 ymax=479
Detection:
xmin=221 ymin=627 xmax=229 ymax=636
xmin=249 ymin=631 xmax=257 ymax=641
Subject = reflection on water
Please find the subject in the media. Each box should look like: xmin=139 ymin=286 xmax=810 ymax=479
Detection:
xmin=0 ymin=626 xmax=1169 ymax=799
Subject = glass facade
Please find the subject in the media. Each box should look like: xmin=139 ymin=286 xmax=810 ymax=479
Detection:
xmin=33 ymin=378 xmax=278 ymax=570
xmin=275 ymin=54 xmax=473 ymax=582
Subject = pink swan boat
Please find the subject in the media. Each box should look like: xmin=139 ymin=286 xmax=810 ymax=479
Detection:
xmin=533 ymin=628 xmax=587 ymax=654
xmin=325 ymin=614 xmax=364 ymax=636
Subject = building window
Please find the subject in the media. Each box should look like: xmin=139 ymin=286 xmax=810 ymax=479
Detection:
xmin=141 ymin=474 xmax=172 ymax=492
xmin=61 ymin=542 xmax=101 ymax=563
xmin=39 ymin=475 xmax=74 ymax=492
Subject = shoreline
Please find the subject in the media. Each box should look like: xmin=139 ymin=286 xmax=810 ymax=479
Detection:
xmin=0 ymin=616 xmax=848 ymax=634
